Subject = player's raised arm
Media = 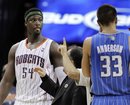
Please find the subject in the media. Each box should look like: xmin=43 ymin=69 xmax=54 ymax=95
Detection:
xmin=58 ymin=38 xmax=79 ymax=80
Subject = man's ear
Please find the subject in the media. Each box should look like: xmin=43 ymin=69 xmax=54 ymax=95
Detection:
xmin=25 ymin=21 xmax=27 ymax=26
xmin=97 ymin=20 xmax=101 ymax=26
xmin=115 ymin=17 xmax=117 ymax=24
xmin=97 ymin=20 xmax=102 ymax=32
xmin=71 ymin=60 xmax=74 ymax=65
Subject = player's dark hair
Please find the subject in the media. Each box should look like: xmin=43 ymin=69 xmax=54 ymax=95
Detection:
xmin=97 ymin=4 xmax=117 ymax=26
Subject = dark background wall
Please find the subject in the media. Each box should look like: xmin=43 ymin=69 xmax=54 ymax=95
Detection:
xmin=0 ymin=0 xmax=37 ymax=80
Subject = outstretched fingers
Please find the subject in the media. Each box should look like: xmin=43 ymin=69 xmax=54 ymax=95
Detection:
xmin=34 ymin=68 xmax=46 ymax=77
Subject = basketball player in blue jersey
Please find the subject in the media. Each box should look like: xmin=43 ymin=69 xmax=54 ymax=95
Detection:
xmin=82 ymin=4 xmax=130 ymax=105
xmin=0 ymin=8 xmax=64 ymax=105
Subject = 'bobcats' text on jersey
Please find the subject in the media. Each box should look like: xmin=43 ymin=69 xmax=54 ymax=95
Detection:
xmin=15 ymin=38 xmax=56 ymax=103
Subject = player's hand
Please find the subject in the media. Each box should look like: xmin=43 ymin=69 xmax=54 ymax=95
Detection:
xmin=59 ymin=38 xmax=67 ymax=55
xmin=34 ymin=67 xmax=46 ymax=77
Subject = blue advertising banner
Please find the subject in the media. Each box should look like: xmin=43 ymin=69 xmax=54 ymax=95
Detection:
xmin=37 ymin=0 xmax=130 ymax=44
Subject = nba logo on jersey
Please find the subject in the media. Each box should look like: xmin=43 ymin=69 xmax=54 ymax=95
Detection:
xmin=109 ymin=36 xmax=115 ymax=40
xmin=41 ymin=48 xmax=44 ymax=52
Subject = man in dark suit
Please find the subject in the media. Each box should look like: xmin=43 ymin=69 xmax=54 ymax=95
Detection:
xmin=39 ymin=74 xmax=76 ymax=105
xmin=35 ymin=45 xmax=87 ymax=105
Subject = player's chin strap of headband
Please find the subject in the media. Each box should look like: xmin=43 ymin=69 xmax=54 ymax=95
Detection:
xmin=55 ymin=66 xmax=67 ymax=85
xmin=25 ymin=11 xmax=43 ymax=21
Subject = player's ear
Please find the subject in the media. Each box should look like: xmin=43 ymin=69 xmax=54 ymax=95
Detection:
xmin=97 ymin=20 xmax=100 ymax=26
xmin=25 ymin=20 xmax=27 ymax=26
xmin=97 ymin=20 xmax=102 ymax=31
xmin=115 ymin=17 xmax=117 ymax=24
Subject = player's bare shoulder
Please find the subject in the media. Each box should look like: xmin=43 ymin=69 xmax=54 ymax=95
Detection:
xmin=83 ymin=37 xmax=92 ymax=56
xmin=50 ymin=40 xmax=62 ymax=67
xmin=84 ymin=37 xmax=92 ymax=44
xmin=9 ymin=42 xmax=20 ymax=57
xmin=50 ymin=41 xmax=59 ymax=55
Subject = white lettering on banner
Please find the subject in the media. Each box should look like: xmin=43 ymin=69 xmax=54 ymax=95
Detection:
xmin=43 ymin=13 xmax=83 ymax=24
xmin=42 ymin=8 xmax=130 ymax=31
xmin=84 ymin=11 xmax=98 ymax=30
xmin=117 ymin=15 xmax=130 ymax=26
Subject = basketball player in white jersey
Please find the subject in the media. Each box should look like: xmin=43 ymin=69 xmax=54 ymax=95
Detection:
xmin=0 ymin=8 xmax=64 ymax=105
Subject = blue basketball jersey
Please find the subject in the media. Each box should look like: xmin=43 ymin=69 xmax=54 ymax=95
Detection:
xmin=91 ymin=31 xmax=130 ymax=96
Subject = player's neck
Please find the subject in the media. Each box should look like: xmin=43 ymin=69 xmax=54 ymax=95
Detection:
xmin=27 ymin=35 xmax=44 ymax=44
xmin=101 ymin=24 xmax=117 ymax=34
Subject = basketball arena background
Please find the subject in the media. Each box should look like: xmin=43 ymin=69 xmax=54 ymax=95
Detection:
xmin=0 ymin=0 xmax=130 ymax=80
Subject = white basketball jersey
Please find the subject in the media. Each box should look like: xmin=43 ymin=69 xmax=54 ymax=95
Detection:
xmin=15 ymin=38 xmax=57 ymax=103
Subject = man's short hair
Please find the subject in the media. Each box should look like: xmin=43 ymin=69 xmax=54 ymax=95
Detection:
xmin=69 ymin=46 xmax=82 ymax=68
xmin=97 ymin=4 xmax=117 ymax=26
xmin=24 ymin=8 xmax=43 ymax=21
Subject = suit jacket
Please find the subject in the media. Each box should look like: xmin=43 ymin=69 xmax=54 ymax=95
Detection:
xmin=40 ymin=75 xmax=87 ymax=105
xmin=72 ymin=86 xmax=87 ymax=105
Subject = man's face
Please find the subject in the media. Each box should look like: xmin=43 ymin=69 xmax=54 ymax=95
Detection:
xmin=26 ymin=15 xmax=43 ymax=35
